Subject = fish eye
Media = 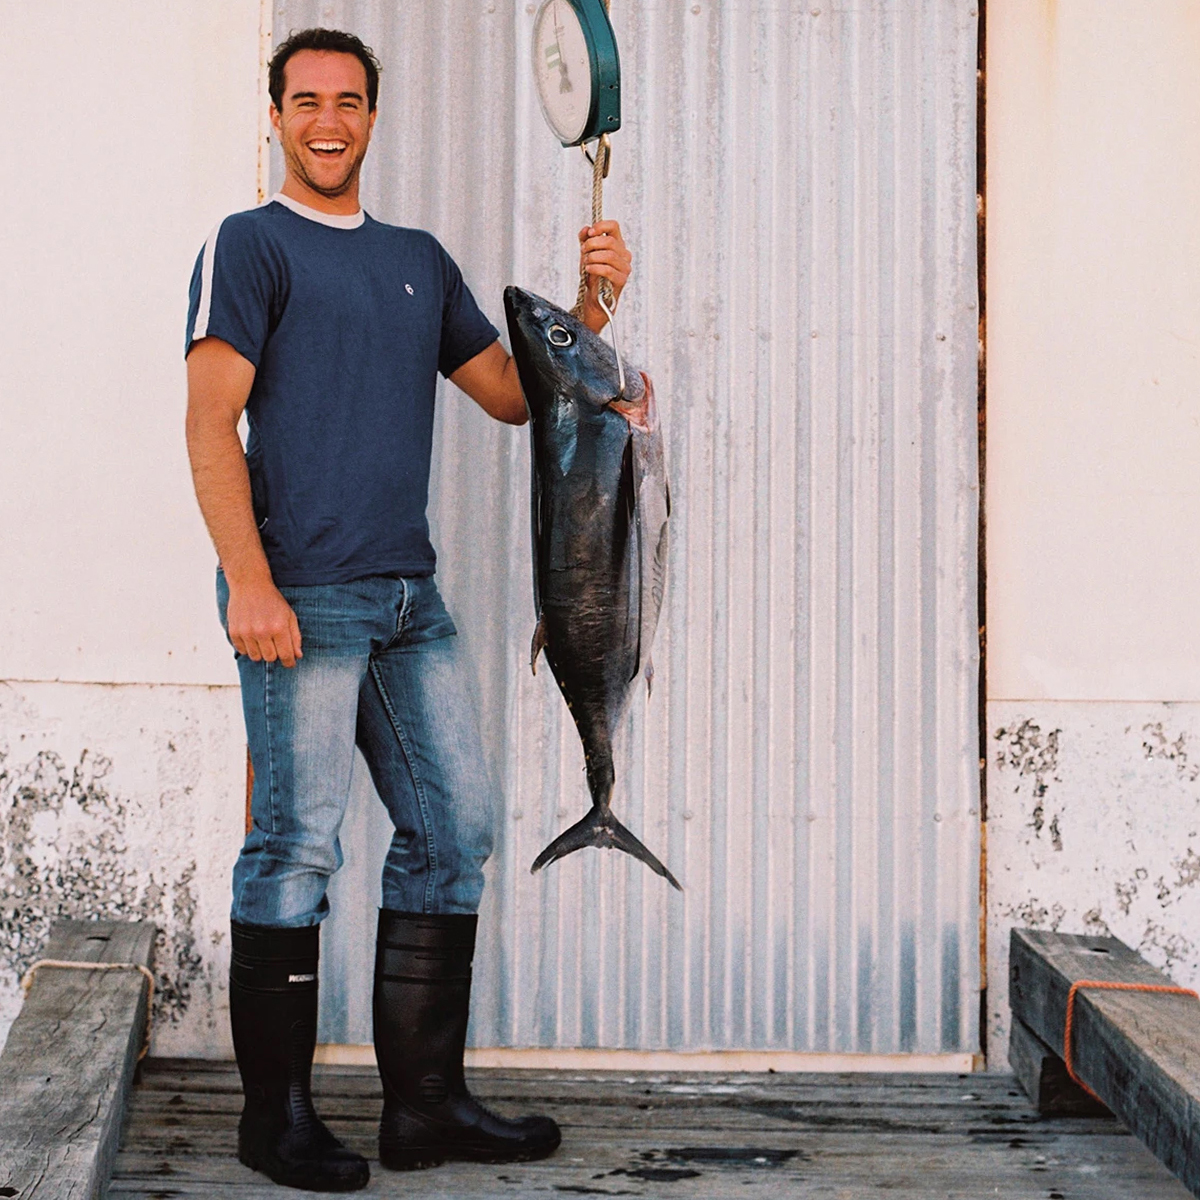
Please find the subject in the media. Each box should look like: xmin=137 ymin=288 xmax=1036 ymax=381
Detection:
xmin=547 ymin=324 xmax=574 ymax=348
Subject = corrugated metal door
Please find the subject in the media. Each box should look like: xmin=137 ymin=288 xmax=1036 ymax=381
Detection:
xmin=283 ymin=0 xmax=981 ymax=1055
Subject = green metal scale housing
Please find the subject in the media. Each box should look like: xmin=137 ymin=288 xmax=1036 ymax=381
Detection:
xmin=531 ymin=0 xmax=621 ymax=147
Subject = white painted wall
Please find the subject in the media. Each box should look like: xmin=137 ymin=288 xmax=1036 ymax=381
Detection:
xmin=0 ymin=681 xmax=245 ymax=1057
xmin=986 ymin=702 xmax=1200 ymax=1066
xmin=0 ymin=0 xmax=260 ymax=687
xmin=987 ymin=2 xmax=1200 ymax=1065
xmin=0 ymin=1 xmax=260 ymax=1055
xmin=988 ymin=0 xmax=1200 ymax=704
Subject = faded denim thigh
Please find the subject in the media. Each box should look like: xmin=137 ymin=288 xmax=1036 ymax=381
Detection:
xmin=217 ymin=570 xmax=495 ymax=926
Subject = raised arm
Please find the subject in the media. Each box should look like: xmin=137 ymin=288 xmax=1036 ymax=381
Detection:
xmin=450 ymin=220 xmax=633 ymax=424
xmin=185 ymin=337 xmax=302 ymax=667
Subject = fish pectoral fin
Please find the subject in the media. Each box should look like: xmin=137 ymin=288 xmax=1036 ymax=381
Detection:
xmin=530 ymin=616 xmax=547 ymax=675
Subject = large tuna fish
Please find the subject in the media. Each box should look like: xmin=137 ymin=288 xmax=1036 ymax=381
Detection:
xmin=503 ymin=286 xmax=679 ymax=890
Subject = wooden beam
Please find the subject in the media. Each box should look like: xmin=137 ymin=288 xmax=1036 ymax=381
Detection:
xmin=1010 ymin=928 xmax=1200 ymax=1195
xmin=1008 ymin=1014 xmax=1110 ymax=1116
xmin=0 ymin=919 xmax=156 ymax=1200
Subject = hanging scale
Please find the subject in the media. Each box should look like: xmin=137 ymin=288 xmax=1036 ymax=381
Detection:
xmin=530 ymin=0 xmax=626 ymax=393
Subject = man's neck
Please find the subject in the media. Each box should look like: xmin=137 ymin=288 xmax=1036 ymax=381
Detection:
xmin=279 ymin=175 xmax=361 ymax=217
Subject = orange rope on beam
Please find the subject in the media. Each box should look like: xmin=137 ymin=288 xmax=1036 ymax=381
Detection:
xmin=1063 ymin=979 xmax=1199 ymax=1100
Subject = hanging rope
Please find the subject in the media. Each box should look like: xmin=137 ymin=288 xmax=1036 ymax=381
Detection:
xmin=571 ymin=0 xmax=615 ymax=320
xmin=571 ymin=134 xmax=613 ymax=318
xmin=22 ymin=958 xmax=157 ymax=1060
xmin=567 ymin=0 xmax=625 ymax=395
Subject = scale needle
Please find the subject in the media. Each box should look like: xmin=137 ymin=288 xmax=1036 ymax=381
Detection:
xmin=552 ymin=2 xmax=573 ymax=93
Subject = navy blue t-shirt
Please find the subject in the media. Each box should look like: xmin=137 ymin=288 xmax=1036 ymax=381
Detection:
xmin=185 ymin=194 xmax=499 ymax=585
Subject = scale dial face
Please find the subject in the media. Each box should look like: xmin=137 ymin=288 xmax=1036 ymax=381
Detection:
xmin=532 ymin=0 xmax=594 ymax=146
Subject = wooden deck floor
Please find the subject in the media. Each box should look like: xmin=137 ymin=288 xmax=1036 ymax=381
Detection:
xmin=109 ymin=1059 xmax=1192 ymax=1199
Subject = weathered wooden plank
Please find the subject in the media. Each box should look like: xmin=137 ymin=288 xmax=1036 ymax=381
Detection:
xmin=0 ymin=919 xmax=155 ymax=1200
xmin=113 ymin=1102 xmax=1051 ymax=1143
xmin=1009 ymin=1014 xmax=1112 ymax=1116
xmin=135 ymin=1062 xmax=1012 ymax=1112
xmin=107 ymin=1130 xmax=1193 ymax=1200
xmin=108 ymin=1057 xmax=1200 ymax=1200
xmin=1010 ymin=927 xmax=1200 ymax=1195
xmin=120 ymin=1060 xmax=1107 ymax=1151
xmin=118 ymin=1078 xmax=1052 ymax=1136
xmin=128 ymin=1085 xmax=1019 ymax=1123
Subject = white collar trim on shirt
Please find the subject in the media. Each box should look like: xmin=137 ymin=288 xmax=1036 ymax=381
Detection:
xmin=271 ymin=191 xmax=365 ymax=229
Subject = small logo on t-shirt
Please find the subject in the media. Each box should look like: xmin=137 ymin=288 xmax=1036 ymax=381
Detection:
xmin=405 ymin=283 xmax=414 ymax=295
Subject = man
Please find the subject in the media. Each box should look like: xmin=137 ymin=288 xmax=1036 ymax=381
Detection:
xmin=185 ymin=27 xmax=632 ymax=1193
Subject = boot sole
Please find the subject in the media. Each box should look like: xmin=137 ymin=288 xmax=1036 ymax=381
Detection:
xmin=379 ymin=1140 xmax=560 ymax=1170
xmin=378 ymin=1148 xmax=448 ymax=1171
xmin=239 ymin=1147 xmax=370 ymax=1192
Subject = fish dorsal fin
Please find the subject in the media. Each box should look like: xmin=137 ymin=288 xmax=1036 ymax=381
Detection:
xmin=530 ymin=615 xmax=547 ymax=675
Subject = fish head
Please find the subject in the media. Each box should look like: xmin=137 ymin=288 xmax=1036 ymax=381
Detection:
xmin=503 ymin=286 xmax=643 ymax=421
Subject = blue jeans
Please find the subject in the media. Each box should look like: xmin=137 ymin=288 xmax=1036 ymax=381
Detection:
xmin=217 ymin=571 xmax=496 ymax=927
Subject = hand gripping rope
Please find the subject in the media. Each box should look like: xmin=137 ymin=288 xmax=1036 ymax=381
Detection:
xmin=569 ymin=0 xmax=626 ymax=397
xmin=1062 ymin=978 xmax=1199 ymax=1100
xmin=21 ymin=958 xmax=156 ymax=1061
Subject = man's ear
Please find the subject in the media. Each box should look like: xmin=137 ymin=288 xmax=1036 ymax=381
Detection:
xmin=269 ymin=104 xmax=282 ymax=136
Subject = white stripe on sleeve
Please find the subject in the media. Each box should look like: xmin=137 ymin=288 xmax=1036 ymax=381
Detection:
xmin=192 ymin=219 xmax=224 ymax=341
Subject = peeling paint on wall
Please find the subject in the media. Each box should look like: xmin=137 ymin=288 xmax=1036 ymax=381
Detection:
xmin=0 ymin=681 xmax=245 ymax=1057
xmin=994 ymin=718 xmax=1062 ymax=846
xmin=987 ymin=700 xmax=1200 ymax=1069
xmin=1142 ymin=722 xmax=1200 ymax=782
xmin=0 ymin=746 xmax=204 ymax=1029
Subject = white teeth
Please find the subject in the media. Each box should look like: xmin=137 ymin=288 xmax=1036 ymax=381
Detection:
xmin=310 ymin=141 xmax=346 ymax=151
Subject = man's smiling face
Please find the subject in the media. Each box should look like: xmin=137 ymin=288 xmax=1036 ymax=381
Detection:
xmin=270 ymin=49 xmax=377 ymax=202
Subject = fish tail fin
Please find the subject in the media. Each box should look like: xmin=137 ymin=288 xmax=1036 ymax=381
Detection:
xmin=530 ymin=807 xmax=682 ymax=890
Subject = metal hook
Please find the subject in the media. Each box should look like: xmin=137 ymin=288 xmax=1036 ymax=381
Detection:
xmin=581 ymin=135 xmax=612 ymax=178
xmin=597 ymin=287 xmax=625 ymax=398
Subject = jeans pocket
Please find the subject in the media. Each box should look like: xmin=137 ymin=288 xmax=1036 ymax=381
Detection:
xmin=405 ymin=576 xmax=458 ymax=643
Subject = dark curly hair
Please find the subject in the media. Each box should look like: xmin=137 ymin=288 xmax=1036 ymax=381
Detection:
xmin=269 ymin=28 xmax=382 ymax=112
